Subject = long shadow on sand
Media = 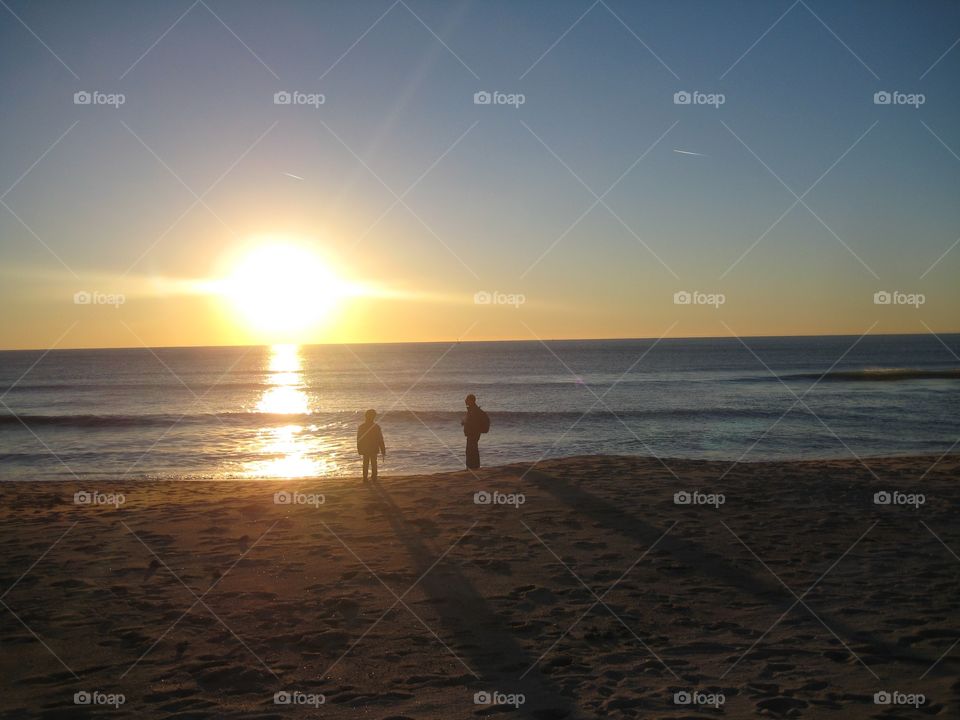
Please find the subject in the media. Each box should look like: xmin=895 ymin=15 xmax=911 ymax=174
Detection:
xmin=517 ymin=465 xmax=933 ymax=679
xmin=361 ymin=478 xmax=581 ymax=719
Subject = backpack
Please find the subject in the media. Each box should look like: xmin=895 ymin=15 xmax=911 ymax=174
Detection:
xmin=477 ymin=408 xmax=490 ymax=434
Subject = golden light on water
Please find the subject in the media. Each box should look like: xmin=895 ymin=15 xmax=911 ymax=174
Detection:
xmin=244 ymin=343 xmax=335 ymax=478
xmin=250 ymin=423 xmax=334 ymax=479
xmin=257 ymin=386 xmax=310 ymax=415
xmin=266 ymin=341 xmax=301 ymax=372
xmin=256 ymin=344 xmax=310 ymax=415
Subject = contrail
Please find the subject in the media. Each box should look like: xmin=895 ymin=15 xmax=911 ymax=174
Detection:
xmin=673 ymin=149 xmax=707 ymax=157
xmin=283 ymin=172 xmax=304 ymax=180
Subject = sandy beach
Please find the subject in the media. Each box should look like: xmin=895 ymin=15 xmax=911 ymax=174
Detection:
xmin=1 ymin=454 xmax=958 ymax=718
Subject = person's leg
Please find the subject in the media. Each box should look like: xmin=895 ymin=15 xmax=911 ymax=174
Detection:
xmin=466 ymin=435 xmax=480 ymax=469
xmin=362 ymin=454 xmax=369 ymax=481
xmin=370 ymin=455 xmax=378 ymax=481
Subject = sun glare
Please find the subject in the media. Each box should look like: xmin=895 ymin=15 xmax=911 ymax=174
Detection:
xmin=222 ymin=240 xmax=347 ymax=339
xmin=244 ymin=344 xmax=334 ymax=478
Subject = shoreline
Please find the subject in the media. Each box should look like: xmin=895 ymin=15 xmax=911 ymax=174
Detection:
xmin=2 ymin=450 xmax=958 ymax=483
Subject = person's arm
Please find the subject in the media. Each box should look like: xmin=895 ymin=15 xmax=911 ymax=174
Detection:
xmin=378 ymin=427 xmax=386 ymax=456
xmin=356 ymin=426 xmax=363 ymax=454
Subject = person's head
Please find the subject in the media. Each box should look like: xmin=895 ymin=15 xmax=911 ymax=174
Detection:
xmin=364 ymin=409 xmax=377 ymax=422
xmin=465 ymin=394 xmax=477 ymax=407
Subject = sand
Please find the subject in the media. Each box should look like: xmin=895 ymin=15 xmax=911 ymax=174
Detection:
xmin=0 ymin=454 xmax=958 ymax=718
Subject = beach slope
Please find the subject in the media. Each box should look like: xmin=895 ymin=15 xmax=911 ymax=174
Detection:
xmin=1 ymin=455 xmax=958 ymax=718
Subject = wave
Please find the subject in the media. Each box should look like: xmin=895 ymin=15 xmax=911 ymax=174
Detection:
xmin=0 ymin=412 xmax=330 ymax=428
xmin=0 ymin=377 xmax=673 ymax=394
xmin=0 ymin=381 xmax=282 ymax=394
xmin=780 ymin=368 xmax=960 ymax=382
xmin=0 ymin=407 xmax=780 ymax=430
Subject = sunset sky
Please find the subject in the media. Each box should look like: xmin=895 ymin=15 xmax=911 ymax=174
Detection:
xmin=1 ymin=0 xmax=959 ymax=349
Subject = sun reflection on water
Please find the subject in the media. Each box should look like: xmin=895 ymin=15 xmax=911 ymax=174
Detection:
xmin=244 ymin=344 xmax=334 ymax=478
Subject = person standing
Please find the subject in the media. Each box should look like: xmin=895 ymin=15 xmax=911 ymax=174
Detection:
xmin=460 ymin=394 xmax=489 ymax=470
xmin=356 ymin=409 xmax=386 ymax=481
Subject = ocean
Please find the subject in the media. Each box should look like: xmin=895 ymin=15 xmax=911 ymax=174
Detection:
xmin=0 ymin=335 xmax=958 ymax=481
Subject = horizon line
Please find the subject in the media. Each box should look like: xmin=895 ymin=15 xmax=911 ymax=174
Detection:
xmin=2 ymin=329 xmax=958 ymax=353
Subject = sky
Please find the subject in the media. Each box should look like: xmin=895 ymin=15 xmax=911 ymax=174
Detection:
xmin=1 ymin=0 xmax=959 ymax=349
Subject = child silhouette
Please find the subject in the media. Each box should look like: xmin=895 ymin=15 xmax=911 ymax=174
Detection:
xmin=356 ymin=409 xmax=386 ymax=481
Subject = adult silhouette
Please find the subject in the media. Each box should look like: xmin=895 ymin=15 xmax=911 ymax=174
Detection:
xmin=460 ymin=394 xmax=488 ymax=470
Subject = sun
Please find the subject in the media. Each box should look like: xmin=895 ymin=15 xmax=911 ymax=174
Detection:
xmin=221 ymin=240 xmax=347 ymax=339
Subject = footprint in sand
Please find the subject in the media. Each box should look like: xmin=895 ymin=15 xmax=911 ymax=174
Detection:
xmin=324 ymin=597 xmax=361 ymax=623
xmin=822 ymin=649 xmax=850 ymax=663
xmin=755 ymin=696 xmax=808 ymax=716
xmin=144 ymin=558 xmax=161 ymax=581
xmin=573 ymin=540 xmax=606 ymax=550
xmin=195 ymin=665 xmax=274 ymax=693
xmin=473 ymin=558 xmax=512 ymax=574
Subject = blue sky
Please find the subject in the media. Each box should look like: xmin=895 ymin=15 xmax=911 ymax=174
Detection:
xmin=1 ymin=0 xmax=959 ymax=347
